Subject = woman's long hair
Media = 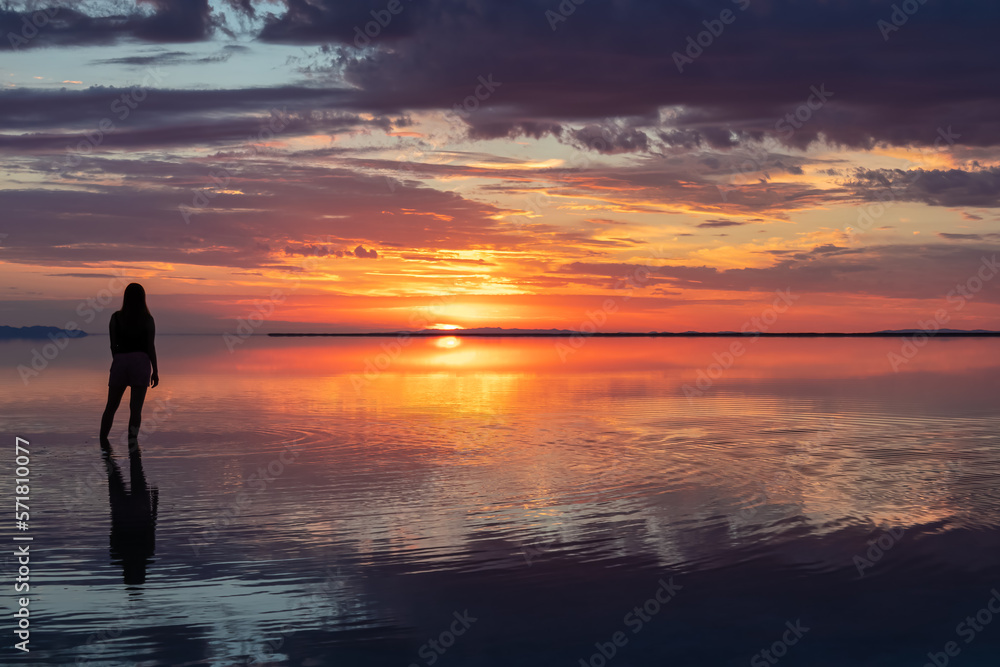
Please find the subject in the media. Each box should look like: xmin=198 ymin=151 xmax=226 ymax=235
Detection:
xmin=119 ymin=283 xmax=152 ymax=324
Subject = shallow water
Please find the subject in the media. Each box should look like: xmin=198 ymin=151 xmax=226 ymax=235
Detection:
xmin=1 ymin=335 xmax=999 ymax=666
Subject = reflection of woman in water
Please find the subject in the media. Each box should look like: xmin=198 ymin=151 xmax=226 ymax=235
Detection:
xmin=102 ymin=443 xmax=159 ymax=585
xmin=100 ymin=283 xmax=160 ymax=447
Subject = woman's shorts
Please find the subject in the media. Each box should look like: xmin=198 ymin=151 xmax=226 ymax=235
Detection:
xmin=109 ymin=351 xmax=151 ymax=389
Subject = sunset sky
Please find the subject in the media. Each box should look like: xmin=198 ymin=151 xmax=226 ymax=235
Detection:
xmin=2 ymin=0 xmax=999 ymax=333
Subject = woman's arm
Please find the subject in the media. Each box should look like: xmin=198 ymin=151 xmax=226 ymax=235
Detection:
xmin=147 ymin=316 xmax=159 ymax=387
xmin=109 ymin=312 xmax=118 ymax=353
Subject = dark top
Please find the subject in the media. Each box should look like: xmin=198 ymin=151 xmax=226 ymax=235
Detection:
xmin=110 ymin=311 xmax=155 ymax=356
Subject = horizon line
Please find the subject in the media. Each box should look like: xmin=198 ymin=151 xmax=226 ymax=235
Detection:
xmin=265 ymin=330 xmax=1000 ymax=338
xmin=4 ymin=325 xmax=1000 ymax=338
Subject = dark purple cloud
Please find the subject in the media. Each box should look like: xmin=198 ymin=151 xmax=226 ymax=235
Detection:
xmin=848 ymin=167 xmax=1000 ymax=208
xmin=275 ymin=0 xmax=1000 ymax=149
xmin=565 ymin=123 xmax=651 ymax=154
xmin=88 ymin=46 xmax=245 ymax=67
xmin=697 ymin=220 xmax=748 ymax=228
xmin=3 ymin=0 xmax=999 ymax=149
xmin=0 ymin=155 xmax=538 ymax=269
xmin=1 ymin=1 xmax=217 ymax=49
xmin=938 ymin=232 xmax=1000 ymax=241
xmin=0 ymin=86 xmax=356 ymax=133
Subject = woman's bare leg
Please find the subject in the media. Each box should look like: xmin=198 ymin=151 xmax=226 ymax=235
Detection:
xmin=128 ymin=384 xmax=148 ymax=449
xmin=100 ymin=385 xmax=128 ymax=446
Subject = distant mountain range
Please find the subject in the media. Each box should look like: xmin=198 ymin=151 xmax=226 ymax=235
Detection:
xmin=269 ymin=327 xmax=1000 ymax=337
xmin=0 ymin=325 xmax=88 ymax=340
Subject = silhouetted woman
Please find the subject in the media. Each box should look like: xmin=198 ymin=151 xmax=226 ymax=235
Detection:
xmin=100 ymin=283 xmax=159 ymax=447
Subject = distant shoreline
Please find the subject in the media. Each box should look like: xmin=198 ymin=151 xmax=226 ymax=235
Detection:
xmin=268 ymin=331 xmax=1000 ymax=338
xmin=0 ymin=325 xmax=88 ymax=340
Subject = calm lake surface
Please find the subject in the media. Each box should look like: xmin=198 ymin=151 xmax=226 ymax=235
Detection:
xmin=1 ymin=335 xmax=999 ymax=666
